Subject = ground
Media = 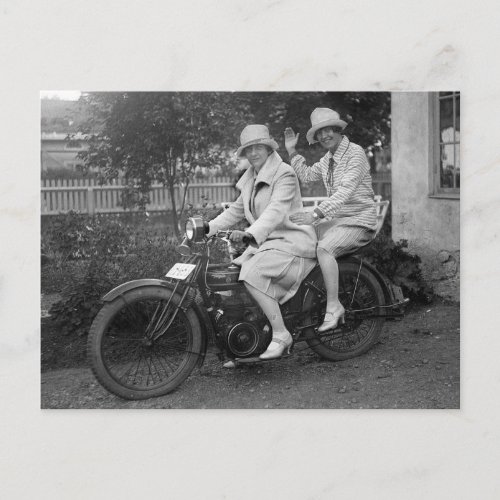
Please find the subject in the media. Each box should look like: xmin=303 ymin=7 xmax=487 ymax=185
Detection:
xmin=41 ymin=296 xmax=460 ymax=409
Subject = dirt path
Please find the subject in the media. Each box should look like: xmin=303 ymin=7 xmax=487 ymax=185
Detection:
xmin=41 ymin=300 xmax=459 ymax=409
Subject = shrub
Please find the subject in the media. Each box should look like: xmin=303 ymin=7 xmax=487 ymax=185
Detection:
xmin=45 ymin=204 xmax=243 ymax=337
xmin=43 ymin=211 xmax=175 ymax=335
xmin=48 ymin=232 xmax=181 ymax=336
xmin=42 ymin=211 xmax=130 ymax=260
xmin=49 ymin=259 xmax=118 ymax=336
xmin=361 ymin=228 xmax=433 ymax=303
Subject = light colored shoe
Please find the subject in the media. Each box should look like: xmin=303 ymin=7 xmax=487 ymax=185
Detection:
xmin=318 ymin=307 xmax=345 ymax=333
xmin=259 ymin=335 xmax=293 ymax=360
xmin=223 ymin=360 xmax=236 ymax=369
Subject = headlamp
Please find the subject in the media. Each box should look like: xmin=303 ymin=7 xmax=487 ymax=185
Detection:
xmin=185 ymin=217 xmax=209 ymax=242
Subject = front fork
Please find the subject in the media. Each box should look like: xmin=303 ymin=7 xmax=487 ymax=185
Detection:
xmin=146 ymin=254 xmax=202 ymax=341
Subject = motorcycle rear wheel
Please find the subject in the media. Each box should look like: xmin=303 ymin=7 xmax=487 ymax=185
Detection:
xmin=88 ymin=286 xmax=202 ymax=400
xmin=304 ymin=262 xmax=385 ymax=361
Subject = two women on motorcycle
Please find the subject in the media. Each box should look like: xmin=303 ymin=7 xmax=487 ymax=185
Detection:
xmin=208 ymin=108 xmax=377 ymax=361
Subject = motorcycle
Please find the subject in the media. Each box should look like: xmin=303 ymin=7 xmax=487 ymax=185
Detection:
xmin=88 ymin=216 xmax=408 ymax=400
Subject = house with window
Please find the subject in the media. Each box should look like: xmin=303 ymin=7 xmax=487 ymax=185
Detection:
xmin=391 ymin=92 xmax=460 ymax=300
xmin=41 ymin=132 xmax=87 ymax=173
xmin=41 ymin=98 xmax=92 ymax=175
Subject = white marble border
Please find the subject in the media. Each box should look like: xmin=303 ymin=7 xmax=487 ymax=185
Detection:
xmin=1 ymin=0 xmax=499 ymax=498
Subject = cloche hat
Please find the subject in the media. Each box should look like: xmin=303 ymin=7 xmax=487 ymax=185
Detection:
xmin=306 ymin=108 xmax=347 ymax=145
xmin=236 ymin=124 xmax=279 ymax=157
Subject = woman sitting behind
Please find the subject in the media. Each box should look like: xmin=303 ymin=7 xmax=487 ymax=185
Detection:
xmin=208 ymin=124 xmax=317 ymax=361
xmin=285 ymin=108 xmax=377 ymax=333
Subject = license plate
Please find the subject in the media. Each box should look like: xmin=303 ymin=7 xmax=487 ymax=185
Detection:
xmin=165 ymin=263 xmax=196 ymax=280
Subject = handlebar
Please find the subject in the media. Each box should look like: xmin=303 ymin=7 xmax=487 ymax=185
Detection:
xmin=214 ymin=230 xmax=254 ymax=244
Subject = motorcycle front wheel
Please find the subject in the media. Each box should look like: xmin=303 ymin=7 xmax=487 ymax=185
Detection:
xmin=303 ymin=262 xmax=386 ymax=361
xmin=88 ymin=286 xmax=202 ymax=400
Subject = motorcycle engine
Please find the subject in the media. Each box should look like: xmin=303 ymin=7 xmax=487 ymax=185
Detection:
xmin=212 ymin=287 xmax=272 ymax=359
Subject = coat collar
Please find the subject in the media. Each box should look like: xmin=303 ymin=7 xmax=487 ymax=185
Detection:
xmin=235 ymin=151 xmax=283 ymax=191
xmin=329 ymin=135 xmax=350 ymax=163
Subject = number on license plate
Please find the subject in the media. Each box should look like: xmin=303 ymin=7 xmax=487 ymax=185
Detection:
xmin=165 ymin=263 xmax=196 ymax=280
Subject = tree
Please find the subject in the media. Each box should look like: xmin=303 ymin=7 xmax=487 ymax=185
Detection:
xmin=231 ymin=91 xmax=390 ymax=162
xmin=78 ymin=92 xmax=251 ymax=239
xmin=227 ymin=91 xmax=391 ymax=188
xmin=77 ymin=92 xmax=390 ymax=238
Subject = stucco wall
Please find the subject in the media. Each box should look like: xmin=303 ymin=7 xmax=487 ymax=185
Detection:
xmin=391 ymin=92 xmax=460 ymax=300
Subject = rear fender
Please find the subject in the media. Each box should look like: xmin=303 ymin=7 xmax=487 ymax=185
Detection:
xmin=338 ymin=255 xmax=394 ymax=305
xmin=103 ymin=279 xmax=211 ymax=366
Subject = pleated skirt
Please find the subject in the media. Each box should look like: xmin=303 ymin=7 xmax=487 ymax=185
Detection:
xmin=315 ymin=219 xmax=375 ymax=258
xmin=237 ymin=249 xmax=316 ymax=304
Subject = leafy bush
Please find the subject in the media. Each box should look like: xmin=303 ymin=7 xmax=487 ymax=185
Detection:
xmin=48 ymin=260 xmax=117 ymax=336
xmin=43 ymin=211 xmax=176 ymax=335
xmin=41 ymin=259 xmax=86 ymax=294
xmin=42 ymin=211 xmax=131 ymax=260
xmin=45 ymin=206 xmax=245 ymax=337
xmin=48 ymin=232 xmax=181 ymax=336
xmin=361 ymin=228 xmax=433 ymax=303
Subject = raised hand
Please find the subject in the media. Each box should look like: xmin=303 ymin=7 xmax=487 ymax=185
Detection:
xmin=284 ymin=127 xmax=299 ymax=154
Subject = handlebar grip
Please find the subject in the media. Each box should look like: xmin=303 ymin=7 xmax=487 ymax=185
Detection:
xmin=215 ymin=230 xmax=254 ymax=244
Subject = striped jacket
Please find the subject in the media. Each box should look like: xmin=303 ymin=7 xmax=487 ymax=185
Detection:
xmin=291 ymin=136 xmax=377 ymax=230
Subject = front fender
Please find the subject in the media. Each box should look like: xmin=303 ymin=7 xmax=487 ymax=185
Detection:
xmin=102 ymin=279 xmax=173 ymax=302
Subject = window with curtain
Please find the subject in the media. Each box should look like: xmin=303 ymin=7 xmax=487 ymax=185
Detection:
xmin=431 ymin=91 xmax=460 ymax=197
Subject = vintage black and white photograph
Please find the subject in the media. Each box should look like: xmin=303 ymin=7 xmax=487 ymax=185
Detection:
xmin=3 ymin=0 xmax=500 ymax=497
xmin=40 ymin=91 xmax=460 ymax=409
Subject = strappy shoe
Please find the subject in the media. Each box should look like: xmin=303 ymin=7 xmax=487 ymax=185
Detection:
xmin=318 ymin=307 xmax=346 ymax=333
xmin=259 ymin=335 xmax=293 ymax=360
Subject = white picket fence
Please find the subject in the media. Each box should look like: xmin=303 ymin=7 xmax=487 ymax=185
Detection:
xmin=41 ymin=173 xmax=391 ymax=215
xmin=41 ymin=177 xmax=237 ymax=215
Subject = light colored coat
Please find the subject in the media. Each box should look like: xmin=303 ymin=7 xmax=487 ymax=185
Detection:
xmin=208 ymin=151 xmax=317 ymax=263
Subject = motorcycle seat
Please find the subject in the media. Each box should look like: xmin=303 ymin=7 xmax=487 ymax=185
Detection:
xmin=220 ymin=197 xmax=390 ymax=259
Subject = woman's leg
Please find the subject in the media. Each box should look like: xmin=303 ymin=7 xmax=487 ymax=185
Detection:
xmin=317 ymin=247 xmax=343 ymax=312
xmin=315 ymin=224 xmax=374 ymax=331
xmin=317 ymin=247 xmax=345 ymax=331
xmin=245 ymin=283 xmax=289 ymax=337
xmin=244 ymin=282 xmax=292 ymax=359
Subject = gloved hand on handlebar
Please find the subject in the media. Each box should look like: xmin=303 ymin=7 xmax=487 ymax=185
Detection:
xmin=229 ymin=230 xmax=253 ymax=243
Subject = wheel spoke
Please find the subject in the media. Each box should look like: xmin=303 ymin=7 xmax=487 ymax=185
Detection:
xmin=145 ymin=356 xmax=154 ymax=387
xmin=109 ymin=346 xmax=143 ymax=379
xmin=149 ymin=353 xmax=168 ymax=380
xmin=113 ymin=356 xmax=140 ymax=382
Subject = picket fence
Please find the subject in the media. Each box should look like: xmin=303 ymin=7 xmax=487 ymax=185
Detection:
xmin=41 ymin=173 xmax=391 ymax=215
